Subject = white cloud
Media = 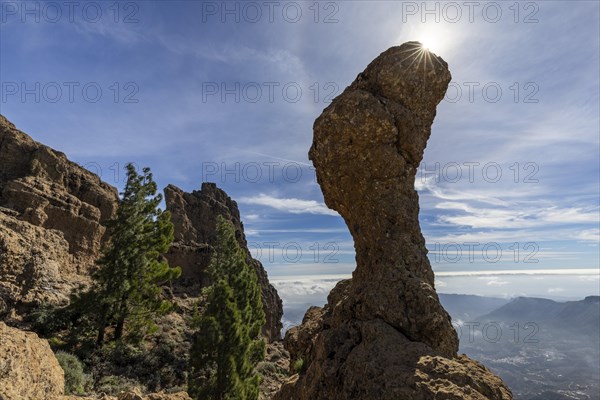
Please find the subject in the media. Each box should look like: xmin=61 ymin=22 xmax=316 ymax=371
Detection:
xmin=239 ymin=194 xmax=339 ymax=216
xmin=480 ymin=276 xmax=510 ymax=286
xmin=267 ymin=263 xmax=356 ymax=277
xmin=414 ymin=174 xmax=437 ymax=191
xmin=578 ymin=275 xmax=600 ymax=282
xmin=426 ymin=228 xmax=600 ymax=246
xmin=426 ymin=185 xmax=514 ymax=207
xmin=247 ymin=228 xmax=348 ymax=234
xmin=574 ymin=229 xmax=600 ymax=243
xmin=437 ymin=269 xmax=599 ymax=277
xmin=73 ymin=18 xmax=144 ymax=45
xmin=435 ymin=202 xmax=598 ymax=230
xmin=271 ymin=277 xmax=345 ymax=298
xmin=270 ymin=275 xmax=350 ymax=331
xmin=436 ymin=271 xmax=599 ymax=299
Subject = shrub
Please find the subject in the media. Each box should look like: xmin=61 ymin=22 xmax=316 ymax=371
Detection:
xmin=257 ymin=361 xmax=287 ymax=377
xmin=95 ymin=375 xmax=146 ymax=395
xmin=87 ymin=338 xmax=188 ymax=392
xmin=55 ymin=351 xmax=88 ymax=395
xmin=48 ymin=336 xmax=67 ymax=350
xmin=293 ymin=358 xmax=304 ymax=374
xmin=27 ymin=303 xmax=68 ymax=336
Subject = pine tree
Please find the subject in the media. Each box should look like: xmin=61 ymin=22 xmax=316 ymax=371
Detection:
xmin=189 ymin=216 xmax=265 ymax=400
xmin=93 ymin=163 xmax=181 ymax=345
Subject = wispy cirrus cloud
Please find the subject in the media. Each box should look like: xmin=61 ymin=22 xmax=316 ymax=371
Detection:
xmin=435 ymin=269 xmax=599 ymax=277
xmin=239 ymin=194 xmax=338 ymax=216
xmin=574 ymin=229 xmax=600 ymax=243
xmin=435 ymin=202 xmax=599 ymax=230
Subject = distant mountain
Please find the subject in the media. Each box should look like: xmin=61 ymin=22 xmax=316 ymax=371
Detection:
xmin=439 ymin=293 xmax=510 ymax=322
xmin=478 ymin=296 xmax=600 ymax=337
xmin=455 ymin=295 xmax=600 ymax=400
xmin=556 ymin=296 xmax=600 ymax=335
xmin=480 ymin=296 xmax=560 ymax=321
xmin=282 ymin=292 xmax=599 ymax=399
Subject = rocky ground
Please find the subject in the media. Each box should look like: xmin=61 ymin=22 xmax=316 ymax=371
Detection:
xmin=0 ymin=315 xmax=289 ymax=400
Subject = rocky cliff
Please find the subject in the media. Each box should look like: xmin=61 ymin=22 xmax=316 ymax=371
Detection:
xmin=164 ymin=183 xmax=283 ymax=341
xmin=275 ymin=42 xmax=512 ymax=399
xmin=0 ymin=115 xmax=282 ymax=342
xmin=0 ymin=115 xmax=118 ymax=319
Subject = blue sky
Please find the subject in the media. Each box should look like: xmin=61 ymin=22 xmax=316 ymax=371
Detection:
xmin=1 ymin=1 xmax=599 ymax=303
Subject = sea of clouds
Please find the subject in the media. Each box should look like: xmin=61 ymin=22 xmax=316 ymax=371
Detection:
xmin=272 ymin=270 xmax=600 ymax=332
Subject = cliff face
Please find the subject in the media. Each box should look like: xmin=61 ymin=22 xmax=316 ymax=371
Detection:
xmin=0 ymin=115 xmax=283 ymax=342
xmin=164 ymin=183 xmax=284 ymax=341
xmin=0 ymin=115 xmax=118 ymax=318
xmin=276 ymin=43 xmax=512 ymax=399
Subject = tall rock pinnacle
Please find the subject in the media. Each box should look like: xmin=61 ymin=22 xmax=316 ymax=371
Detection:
xmin=276 ymin=42 xmax=512 ymax=399
xmin=164 ymin=183 xmax=283 ymax=341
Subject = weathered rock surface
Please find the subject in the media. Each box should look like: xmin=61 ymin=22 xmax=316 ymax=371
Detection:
xmin=0 ymin=115 xmax=283 ymax=341
xmin=258 ymin=341 xmax=291 ymax=400
xmin=164 ymin=183 xmax=283 ymax=341
xmin=276 ymin=42 xmax=512 ymax=399
xmin=0 ymin=322 xmax=64 ymax=399
xmin=59 ymin=391 xmax=192 ymax=400
xmin=114 ymin=389 xmax=191 ymax=400
xmin=145 ymin=392 xmax=192 ymax=400
xmin=0 ymin=115 xmax=118 ymax=319
xmin=0 ymin=320 xmax=191 ymax=400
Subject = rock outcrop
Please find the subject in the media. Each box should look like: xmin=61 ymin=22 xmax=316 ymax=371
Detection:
xmin=164 ymin=183 xmax=283 ymax=341
xmin=0 ymin=115 xmax=118 ymax=319
xmin=276 ymin=42 xmax=512 ymax=399
xmin=258 ymin=341 xmax=291 ymax=400
xmin=0 ymin=322 xmax=65 ymax=399
xmin=60 ymin=392 xmax=192 ymax=400
xmin=114 ymin=389 xmax=192 ymax=400
xmin=0 ymin=115 xmax=283 ymax=341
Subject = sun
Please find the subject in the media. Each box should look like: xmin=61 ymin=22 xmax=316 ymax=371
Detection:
xmin=409 ymin=23 xmax=453 ymax=55
xmin=418 ymin=33 xmax=442 ymax=54
xmin=398 ymin=25 xmax=456 ymax=58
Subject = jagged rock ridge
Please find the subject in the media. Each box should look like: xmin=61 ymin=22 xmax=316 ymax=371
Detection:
xmin=164 ymin=183 xmax=283 ymax=341
xmin=276 ymin=42 xmax=513 ymax=399
xmin=0 ymin=115 xmax=282 ymax=342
